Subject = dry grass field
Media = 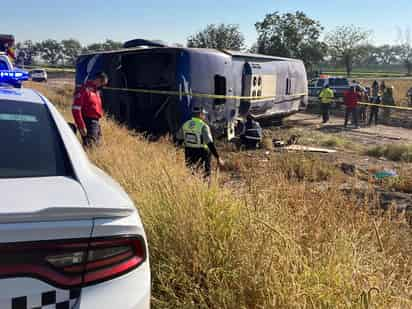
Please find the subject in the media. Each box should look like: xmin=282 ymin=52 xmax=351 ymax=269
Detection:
xmin=26 ymin=81 xmax=412 ymax=308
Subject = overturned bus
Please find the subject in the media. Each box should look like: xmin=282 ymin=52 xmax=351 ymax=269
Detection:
xmin=75 ymin=40 xmax=308 ymax=140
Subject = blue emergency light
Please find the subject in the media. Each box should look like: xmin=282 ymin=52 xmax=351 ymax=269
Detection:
xmin=0 ymin=69 xmax=29 ymax=88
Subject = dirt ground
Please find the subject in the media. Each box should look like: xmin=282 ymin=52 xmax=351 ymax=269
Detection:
xmin=287 ymin=112 xmax=412 ymax=145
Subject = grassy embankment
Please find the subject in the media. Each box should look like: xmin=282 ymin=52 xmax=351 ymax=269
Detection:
xmin=28 ymin=81 xmax=412 ymax=308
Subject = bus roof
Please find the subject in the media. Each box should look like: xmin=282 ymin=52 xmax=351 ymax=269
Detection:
xmin=79 ymin=46 xmax=302 ymax=63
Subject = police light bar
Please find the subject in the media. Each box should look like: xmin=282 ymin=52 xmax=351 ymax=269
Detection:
xmin=0 ymin=69 xmax=29 ymax=87
xmin=0 ymin=70 xmax=29 ymax=81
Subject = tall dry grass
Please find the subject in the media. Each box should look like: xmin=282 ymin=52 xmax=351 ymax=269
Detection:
xmin=27 ymin=81 xmax=412 ymax=308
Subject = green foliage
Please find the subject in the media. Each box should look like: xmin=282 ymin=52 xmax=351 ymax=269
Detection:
xmin=396 ymin=28 xmax=412 ymax=75
xmin=187 ymin=24 xmax=245 ymax=50
xmin=37 ymin=39 xmax=64 ymax=65
xmin=61 ymin=39 xmax=82 ymax=65
xmin=325 ymin=25 xmax=372 ymax=76
xmin=255 ymin=11 xmax=326 ymax=68
xmin=16 ymin=40 xmax=38 ymax=65
xmin=83 ymin=39 xmax=123 ymax=53
xmin=366 ymin=144 xmax=412 ymax=162
xmin=17 ymin=39 xmax=123 ymax=66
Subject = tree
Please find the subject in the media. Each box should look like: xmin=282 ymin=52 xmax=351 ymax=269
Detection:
xmin=375 ymin=45 xmax=400 ymax=65
xmin=103 ymin=39 xmax=123 ymax=50
xmin=61 ymin=39 xmax=82 ymax=65
xmin=325 ymin=25 xmax=371 ymax=76
xmin=37 ymin=39 xmax=63 ymax=65
xmin=187 ymin=24 xmax=245 ymax=50
xmin=396 ymin=28 xmax=412 ymax=75
xmin=84 ymin=39 xmax=123 ymax=53
xmin=16 ymin=40 xmax=38 ymax=66
xmin=255 ymin=11 xmax=326 ymax=70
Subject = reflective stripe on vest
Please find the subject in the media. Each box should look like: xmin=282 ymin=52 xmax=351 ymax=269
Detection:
xmin=244 ymin=128 xmax=262 ymax=141
xmin=182 ymin=117 xmax=208 ymax=149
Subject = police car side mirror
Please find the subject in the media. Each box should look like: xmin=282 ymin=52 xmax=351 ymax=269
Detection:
xmin=68 ymin=122 xmax=78 ymax=135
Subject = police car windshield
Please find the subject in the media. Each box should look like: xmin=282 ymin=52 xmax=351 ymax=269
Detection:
xmin=0 ymin=100 xmax=73 ymax=178
xmin=0 ymin=60 xmax=8 ymax=70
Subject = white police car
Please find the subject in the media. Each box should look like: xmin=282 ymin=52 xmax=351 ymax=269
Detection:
xmin=0 ymin=72 xmax=150 ymax=308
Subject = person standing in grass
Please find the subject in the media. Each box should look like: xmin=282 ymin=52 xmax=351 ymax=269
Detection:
xmin=318 ymin=84 xmax=334 ymax=124
xmin=181 ymin=103 xmax=224 ymax=177
xmin=382 ymin=86 xmax=395 ymax=124
xmin=72 ymin=72 xmax=108 ymax=147
xmin=343 ymin=86 xmax=360 ymax=128
xmin=358 ymin=86 xmax=369 ymax=123
xmin=368 ymin=80 xmax=381 ymax=126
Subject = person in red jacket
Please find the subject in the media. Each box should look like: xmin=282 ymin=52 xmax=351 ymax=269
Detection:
xmin=72 ymin=72 xmax=108 ymax=146
xmin=343 ymin=86 xmax=360 ymax=128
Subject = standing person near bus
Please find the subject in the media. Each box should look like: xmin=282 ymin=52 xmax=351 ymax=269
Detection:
xmin=382 ymin=86 xmax=395 ymax=124
xmin=407 ymin=87 xmax=412 ymax=106
xmin=318 ymin=84 xmax=334 ymax=124
xmin=368 ymin=80 xmax=381 ymax=126
xmin=181 ymin=103 xmax=224 ymax=177
xmin=72 ymin=72 xmax=108 ymax=147
xmin=344 ymin=86 xmax=360 ymax=128
xmin=358 ymin=86 xmax=369 ymax=123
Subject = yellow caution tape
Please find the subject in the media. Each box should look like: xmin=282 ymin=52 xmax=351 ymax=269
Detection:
xmin=358 ymin=101 xmax=412 ymax=111
xmin=104 ymin=87 xmax=412 ymax=111
xmin=104 ymin=86 xmax=307 ymax=101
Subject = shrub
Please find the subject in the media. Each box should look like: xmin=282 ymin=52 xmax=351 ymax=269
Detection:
xmin=366 ymin=144 xmax=412 ymax=162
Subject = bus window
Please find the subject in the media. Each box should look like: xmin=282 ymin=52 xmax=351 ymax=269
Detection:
xmin=214 ymin=75 xmax=226 ymax=105
xmin=286 ymin=78 xmax=290 ymax=95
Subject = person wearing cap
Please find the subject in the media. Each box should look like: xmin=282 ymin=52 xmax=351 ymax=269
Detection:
xmin=318 ymin=84 xmax=334 ymax=123
xmin=72 ymin=72 xmax=108 ymax=147
xmin=181 ymin=104 xmax=224 ymax=177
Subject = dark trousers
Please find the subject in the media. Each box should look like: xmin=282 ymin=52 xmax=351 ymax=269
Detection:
xmin=344 ymin=106 xmax=359 ymax=127
xmin=83 ymin=117 xmax=101 ymax=147
xmin=368 ymin=107 xmax=379 ymax=125
xmin=240 ymin=136 xmax=259 ymax=150
xmin=359 ymin=106 xmax=367 ymax=122
xmin=320 ymin=104 xmax=330 ymax=123
xmin=185 ymin=147 xmax=211 ymax=177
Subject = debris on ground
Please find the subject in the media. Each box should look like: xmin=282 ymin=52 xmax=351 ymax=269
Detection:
xmin=270 ymin=134 xmax=336 ymax=153
xmin=282 ymin=145 xmax=337 ymax=153
xmin=374 ymin=169 xmax=398 ymax=180
xmin=340 ymin=163 xmax=357 ymax=176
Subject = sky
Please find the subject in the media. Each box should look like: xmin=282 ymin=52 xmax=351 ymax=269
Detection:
xmin=3 ymin=0 xmax=412 ymax=48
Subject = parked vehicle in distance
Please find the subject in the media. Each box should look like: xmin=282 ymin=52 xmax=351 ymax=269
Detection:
xmin=0 ymin=72 xmax=151 ymax=309
xmin=30 ymin=68 xmax=48 ymax=82
xmin=308 ymin=76 xmax=351 ymax=102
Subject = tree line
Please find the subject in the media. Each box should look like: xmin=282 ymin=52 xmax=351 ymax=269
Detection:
xmin=188 ymin=12 xmax=412 ymax=76
xmin=16 ymin=11 xmax=412 ymax=76
xmin=16 ymin=39 xmax=123 ymax=67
